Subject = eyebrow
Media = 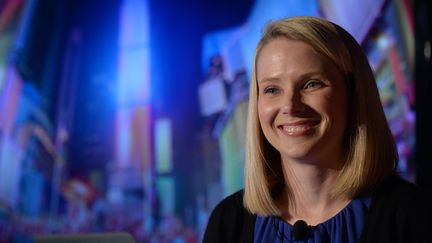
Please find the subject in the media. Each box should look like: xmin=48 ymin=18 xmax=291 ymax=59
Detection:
xmin=257 ymin=77 xmax=281 ymax=84
xmin=257 ymin=71 xmax=325 ymax=84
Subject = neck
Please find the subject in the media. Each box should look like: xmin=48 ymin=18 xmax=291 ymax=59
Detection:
xmin=278 ymin=156 xmax=349 ymax=225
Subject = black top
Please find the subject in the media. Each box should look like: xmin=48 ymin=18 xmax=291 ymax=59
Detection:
xmin=203 ymin=175 xmax=431 ymax=243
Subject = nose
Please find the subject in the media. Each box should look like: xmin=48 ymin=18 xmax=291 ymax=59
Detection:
xmin=281 ymin=89 xmax=304 ymax=115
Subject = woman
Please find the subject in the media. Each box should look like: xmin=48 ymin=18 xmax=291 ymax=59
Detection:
xmin=203 ymin=16 xmax=429 ymax=243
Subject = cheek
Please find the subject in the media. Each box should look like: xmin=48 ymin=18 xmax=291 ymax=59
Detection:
xmin=257 ymin=99 xmax=275 ymax=125
xmin=333 ymin=92 xmax=348 ymax=119
xmin=257 ymin=100 xmax=276 ymax=143
xmin=324 ymin=96 xmax=348 ymax=129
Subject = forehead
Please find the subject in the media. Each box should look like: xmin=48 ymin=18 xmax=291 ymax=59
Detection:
xmin=256 ymin=38 xmax=336 ymax=81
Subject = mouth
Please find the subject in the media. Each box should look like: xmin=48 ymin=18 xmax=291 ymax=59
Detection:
xmin=277 ymin=120 xmax=320 ymax=136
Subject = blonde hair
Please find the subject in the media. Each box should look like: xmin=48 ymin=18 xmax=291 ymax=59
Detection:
xmin=244 ymin=16 xmax=398 ymax=216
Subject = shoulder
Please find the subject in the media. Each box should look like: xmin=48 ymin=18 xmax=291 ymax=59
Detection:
xmin=211 ymin=190 xmax=246 ymax=215
xmin=203 ymin=190 xmax=256 ymax=243
xmin=361 ymin=175 xmax=431 ymax=243
xmin=372 ymin=175 xmax=429 ymax=206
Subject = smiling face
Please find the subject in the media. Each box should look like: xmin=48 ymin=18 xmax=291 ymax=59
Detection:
xmin=256 ymin=38 xmax=348 ymax=166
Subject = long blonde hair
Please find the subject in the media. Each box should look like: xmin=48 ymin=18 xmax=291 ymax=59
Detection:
xmin=244 ymin=16 xmax=398 ymax=216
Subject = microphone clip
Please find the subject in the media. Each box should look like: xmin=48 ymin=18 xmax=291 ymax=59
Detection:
xmin=292 ymin=220 xmax=310 ymax=241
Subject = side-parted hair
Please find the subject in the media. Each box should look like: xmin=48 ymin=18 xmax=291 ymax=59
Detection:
xmin=244 ymin=16 xmax=398 ymax=216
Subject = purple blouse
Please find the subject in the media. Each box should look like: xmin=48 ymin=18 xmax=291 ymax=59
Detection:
xmin=253 ymin=196 xmax=371 ymax=243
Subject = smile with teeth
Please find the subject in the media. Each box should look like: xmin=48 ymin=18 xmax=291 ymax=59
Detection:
xmin=278 ymin=121 xmax=319 ymax=136
xmin=283 ymin=125 xmax=311 ymax=132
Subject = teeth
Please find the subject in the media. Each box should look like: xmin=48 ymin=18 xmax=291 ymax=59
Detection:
xmin=283 ymin=125 xmax=309 ymax=132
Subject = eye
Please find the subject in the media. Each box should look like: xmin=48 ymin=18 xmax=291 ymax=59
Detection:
xmin=303 ymin=80 xmax=324 ymax=90
xmin=263 ymin=86 xmax=280 ymax=94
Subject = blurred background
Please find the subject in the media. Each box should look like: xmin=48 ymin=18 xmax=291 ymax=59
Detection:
xmin=0 ymin=0 xmax=431 ymax=242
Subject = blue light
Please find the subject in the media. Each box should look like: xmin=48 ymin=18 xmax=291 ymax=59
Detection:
xmin=117 ymin=0 xmax=151 ymax=106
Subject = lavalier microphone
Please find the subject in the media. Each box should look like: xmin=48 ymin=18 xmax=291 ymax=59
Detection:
xmin=292 ymin=220 xmax=309 ymax=241
xmin=273 ymin=218 xmax=311 ymax=242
